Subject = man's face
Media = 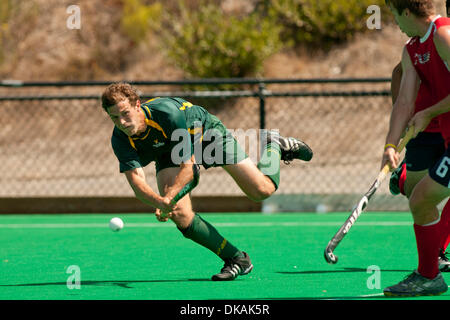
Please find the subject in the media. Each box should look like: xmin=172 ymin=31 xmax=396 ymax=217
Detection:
xmin=390 ymin=4 xmax=415 ymax=37
xmin=107 ymin=99 xmax=144 ymax=136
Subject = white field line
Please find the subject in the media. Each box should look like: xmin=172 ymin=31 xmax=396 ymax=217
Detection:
xmin=358 ymin=293 xmax=385 ymax=298
xmin=357 ymin=287 xmax=450 ymax=299
xmin=324 ymin=287 xmax=450 ymax=299
xmin=0 ymin=221 xmax=412 ymax=229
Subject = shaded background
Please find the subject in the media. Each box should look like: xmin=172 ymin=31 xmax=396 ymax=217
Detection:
xmin=1 ymin=0 xmax=447 ymax=213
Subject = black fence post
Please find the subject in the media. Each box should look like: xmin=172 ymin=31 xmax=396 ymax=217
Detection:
xmin=258 ymin=82 xmax=266 ymax=130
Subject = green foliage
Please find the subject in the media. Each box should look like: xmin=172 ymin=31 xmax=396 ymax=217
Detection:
xmin=0 ymin=0 xmax=12 ymax=63
xmin=268 ymin=0 xmax=391 ymax=49
xmin=157 ymin=1 xmax=283 ymax=78
xmin=0 ymin=0 xmax=39 ymax=68
xmin=121 ymin=0 xmax=162 ymax=44
xmin=0 ymin=0 xmax=12 ymax=23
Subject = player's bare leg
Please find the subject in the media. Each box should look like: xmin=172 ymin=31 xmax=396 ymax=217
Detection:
xmin=157 ymin=166 xmax=253 ymax=281
xmin=156 ymin=167 xmax=195 ymax=227
xmin=409 ymin=175 xmax=448 ymax=225
xmin=403 ymin=169 xmax=428 ymax=198
xmin=223 ymin=131 xmax=313 ymax=201
xmin=223 ymin=158 xmax=276 ymax=201
xmin=384 ymin=175 xmax=449 ymax=297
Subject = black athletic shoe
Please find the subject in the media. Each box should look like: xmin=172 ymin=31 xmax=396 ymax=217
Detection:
xmin=265 ymin=130 xmax=313 ymax=164
xmin=211 ymin=252 xmax=253 ymax=281
xmin=389 ymin=160 xmax=406 ymax=196
xmin=439 ymin=249 xmax=450 ymax=272
xmin=383 ymin=270 xmax=448 ymax=297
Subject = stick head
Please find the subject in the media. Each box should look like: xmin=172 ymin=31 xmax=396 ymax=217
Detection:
xmin=324 ymin=248 xmax=338 ymax=264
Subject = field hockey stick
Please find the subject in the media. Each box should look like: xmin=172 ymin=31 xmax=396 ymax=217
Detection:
xmin=160 ymin=163 xmax=200 ymax=218
xmin=324 ymin=126 xmax=415 ymax=264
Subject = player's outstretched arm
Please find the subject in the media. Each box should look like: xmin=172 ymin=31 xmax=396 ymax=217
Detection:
xmin=163 ymin=155 xmax=196 ymax=204
xmin=382 ymin=47 xmax=420 ymax=170
xmin=124 ymin=167 xmax=174 ymax=212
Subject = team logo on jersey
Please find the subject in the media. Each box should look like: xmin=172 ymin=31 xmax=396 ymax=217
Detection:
xmin=153 ymin=139 xmax=165 ymax=148
xmin=408 ymin=38 xmax=418 ymax=46
xmin=414 ymin=52 xmax=431 ymax=65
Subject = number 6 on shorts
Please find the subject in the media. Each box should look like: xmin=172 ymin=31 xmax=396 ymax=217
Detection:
xmin=436 ymin=156 xmax=450 ymax=178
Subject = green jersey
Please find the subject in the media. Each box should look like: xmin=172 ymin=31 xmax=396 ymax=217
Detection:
xmin=111 ymin=97 xmax=209 ymax=173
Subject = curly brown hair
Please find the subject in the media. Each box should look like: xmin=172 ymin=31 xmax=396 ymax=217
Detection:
xmin=101 ymin=82 xmax=140 ymax=111
xmin=385 ymin=0 xmax=435 ymax=17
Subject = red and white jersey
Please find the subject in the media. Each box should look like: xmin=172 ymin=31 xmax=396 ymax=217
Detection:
xmin=414 ymin=83 xmax=437 ymax=132
xmin=406 ymin=16 xmax=450 ymax=145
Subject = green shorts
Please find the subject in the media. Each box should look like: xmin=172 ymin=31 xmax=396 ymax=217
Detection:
xmin=155 ymin=114 xmax=248 ymax=173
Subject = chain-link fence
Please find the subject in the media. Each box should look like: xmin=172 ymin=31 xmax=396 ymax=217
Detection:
xmin=0 ymin=78 xmax=411 ymax=211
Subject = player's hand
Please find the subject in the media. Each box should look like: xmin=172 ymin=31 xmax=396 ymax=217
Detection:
xmin=408 ymin=110 xmax=431 ymax=138
xmin=155 ymin=197 xmax=176 ymax=222
xmin=155 ymin=208 xmax=171 ymax=222
xmin=381 ymin=146 xmax=400 ymax=171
